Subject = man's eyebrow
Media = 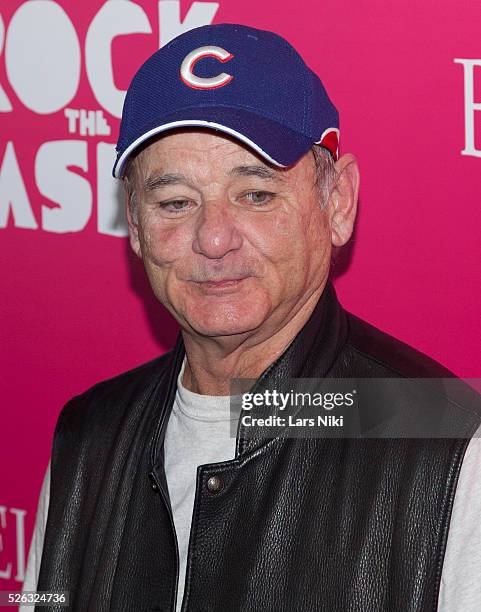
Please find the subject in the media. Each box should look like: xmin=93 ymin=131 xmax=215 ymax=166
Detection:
xmin=143 ymin=173 xmax=188 ymax=191
xmin=143 ymin=165 xmax=286 ymax=192
xmin=229 ymin=165 xmax=286 ymax=182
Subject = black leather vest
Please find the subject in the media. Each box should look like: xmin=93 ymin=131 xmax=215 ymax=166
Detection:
xmin=36 ymin=282 xmax=481 ymax=611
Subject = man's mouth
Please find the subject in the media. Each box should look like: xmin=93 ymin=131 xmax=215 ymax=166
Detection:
xmin=194 ymin=277 xmax=248 ymax=292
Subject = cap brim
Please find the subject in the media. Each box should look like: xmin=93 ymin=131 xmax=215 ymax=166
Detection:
xmin=113 ymin=106 xmax=315 ymax=178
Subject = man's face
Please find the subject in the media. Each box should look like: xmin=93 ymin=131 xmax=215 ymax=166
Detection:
xmin=127 ymin=130 xmax=335 ymax=339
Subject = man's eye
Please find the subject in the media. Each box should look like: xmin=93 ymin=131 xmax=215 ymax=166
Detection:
xmin=243 ymin=191 xmax=275 ymax=206
xmin=158 ymin=200 xmax=193 ymax=213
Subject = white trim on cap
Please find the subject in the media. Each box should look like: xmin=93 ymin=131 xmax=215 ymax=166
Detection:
xmin=114 ymin=120 xmax=288 ymax=178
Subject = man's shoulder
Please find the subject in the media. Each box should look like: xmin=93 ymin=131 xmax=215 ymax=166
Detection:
xmin=340 ymin=310 xmax=481 ymax=426
xmin=57 ymin=349 xmax=175 ymax=427
xmin=80 ymin=349 xmax=174 ymax=400
xmin=344 ymin=310 xmax=455 ymax=378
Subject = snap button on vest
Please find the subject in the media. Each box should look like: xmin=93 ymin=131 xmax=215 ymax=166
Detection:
xmin=148 ymin=471 xmax=159 ymax=491
xmin=206 ymin=475 xmax=224 ymax=493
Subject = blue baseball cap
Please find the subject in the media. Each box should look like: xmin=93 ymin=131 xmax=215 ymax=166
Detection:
xmin=113 ymin=23 xmax=339 ymax=178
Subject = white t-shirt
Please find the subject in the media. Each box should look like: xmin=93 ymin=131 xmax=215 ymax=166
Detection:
xmin=21 ymin=362 xmax=481 ymax=611
xmin=163 ymin=358 xmax=238 ymax=610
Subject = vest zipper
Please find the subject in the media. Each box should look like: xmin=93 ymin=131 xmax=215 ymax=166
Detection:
xmin=148 ymin=342 xmax=186 ymax=610
xmin=150 ymin=468 xmax=180 ymax=612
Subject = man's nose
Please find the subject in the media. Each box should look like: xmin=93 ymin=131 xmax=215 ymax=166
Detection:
xmin=192 ymin=199 xmax=242 ymax=259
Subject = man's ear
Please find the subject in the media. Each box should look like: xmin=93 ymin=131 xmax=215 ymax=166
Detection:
xmin=329 ymin=153 xmax=360 ymax=247
xmin=125 ymin=191 xmax=142 ymax=259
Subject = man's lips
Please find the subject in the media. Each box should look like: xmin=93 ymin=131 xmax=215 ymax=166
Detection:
xmin=203 ymin=278 xmax=243 ymax=286
xmin=193 ymin=277 xmax=249 ymax=292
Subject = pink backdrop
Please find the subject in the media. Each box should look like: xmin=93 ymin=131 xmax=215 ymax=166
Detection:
xmin=1 ymin=0 xmax=480 ymax=592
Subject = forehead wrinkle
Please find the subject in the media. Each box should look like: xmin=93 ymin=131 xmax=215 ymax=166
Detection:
xmin=229 ymin=165 xmax=287 ymax=183
xmin=138 ymin=135 xmax=295 ymax=194
xmin=142 ymin=164 xmax=288 ymax=194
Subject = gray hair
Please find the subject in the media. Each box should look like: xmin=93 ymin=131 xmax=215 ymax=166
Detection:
xmin=123 ymin=154 xmax=139 ymax=224
xmin=123 ymin=143 xmax=338 ymax=222
xmin=310 ymin=144 xmax=338 ymax=209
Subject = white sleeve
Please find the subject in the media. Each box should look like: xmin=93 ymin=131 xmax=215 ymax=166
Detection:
xmin=438 ymin=427 xmax=481 ymax=611
xmin=19 ymin=460 xmax=51 ymax=608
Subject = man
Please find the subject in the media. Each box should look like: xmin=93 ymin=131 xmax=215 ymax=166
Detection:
xmin=24 ymin=23 xmax=481 ymax=611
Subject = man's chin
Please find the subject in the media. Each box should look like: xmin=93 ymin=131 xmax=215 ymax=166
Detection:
xmin=187 ymin=319 xmax=262 ymax=338
xmin=183 ymin=308 xmax=268 ymax=338
xmin=178 ymin=293 xmax=273 ymax=338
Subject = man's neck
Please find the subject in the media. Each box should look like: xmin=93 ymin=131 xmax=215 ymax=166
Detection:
xmin=181 ymin=283 xmax=326 ymax=395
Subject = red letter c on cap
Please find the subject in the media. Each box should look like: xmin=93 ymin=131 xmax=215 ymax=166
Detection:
xmin=180 ymin=45 xmax=234 ymax=90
